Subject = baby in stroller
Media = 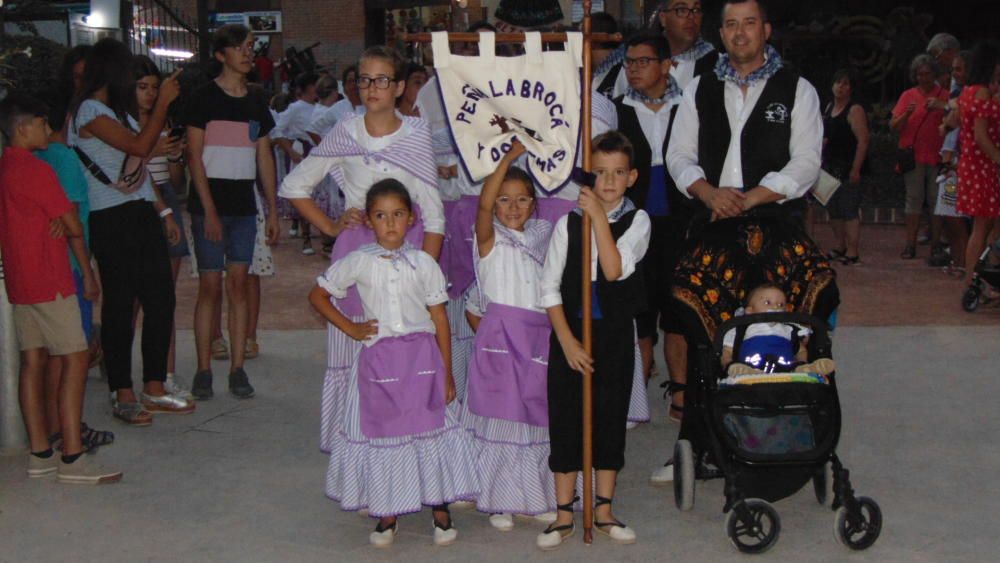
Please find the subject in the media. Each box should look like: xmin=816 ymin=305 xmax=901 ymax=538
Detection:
xmin=721 ymin=284 xmax=836 ymax=377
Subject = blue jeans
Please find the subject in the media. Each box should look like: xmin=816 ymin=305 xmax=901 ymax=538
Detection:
xmin=190 ymin=213 xmax=256 ymax=271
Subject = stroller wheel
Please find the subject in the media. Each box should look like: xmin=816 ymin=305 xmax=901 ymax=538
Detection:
xmin=673 ymin=439 xmax=695 ymax=511
xmin=813 ymin=462 xmax=834 ymax=507
xmin=962 ymin=285 xmax=981 ymax=312
xmin=834 ymin=496 xmax=882 ymax=550
xmin=725 ymin=498 xmax=780 ymax=554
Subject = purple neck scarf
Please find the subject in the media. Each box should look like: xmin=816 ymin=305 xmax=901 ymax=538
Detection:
xmin=312 ymin=114 xmax=439 ymax=192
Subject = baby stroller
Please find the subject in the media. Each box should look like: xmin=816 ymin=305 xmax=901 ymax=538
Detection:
xmin=672 ymin=312 xmax=882 ymax=554
xmin=961 ymin=239 xmax=1000 ymax=312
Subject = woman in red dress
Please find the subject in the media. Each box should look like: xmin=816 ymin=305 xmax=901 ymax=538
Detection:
xmin=957 ymin=41 xmax=1000 ymax=288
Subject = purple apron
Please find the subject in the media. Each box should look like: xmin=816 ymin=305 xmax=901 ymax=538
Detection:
xmin=329 ymin=203 xmax=426 ymax=316
xmin=357 ymin=332 xmax=446 ymax=439
xmin=444 ymin=195 xmax=479 ymax=299
xmin=535 ymin=197 xmax=577 ymax=226
xmin=467 ymin=303 xmax=551 ymax=427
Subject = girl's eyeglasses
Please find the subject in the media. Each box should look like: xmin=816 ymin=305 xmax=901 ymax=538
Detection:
xmin=358 ymin=76 xmax=396 ymax=89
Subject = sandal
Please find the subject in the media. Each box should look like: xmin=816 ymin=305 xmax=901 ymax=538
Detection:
xmin=112 ymin=401 xmax=153 ymax=426
xmin=594 ymin=496 xmax=636 ymax=544
xmin=828 ymin=248 xmax=847 ymax=261
xmin=49 ymin=423 xmax=116 ymax=453
xmin=245 ymin=339 xmax=259 ymax=360
xmin=840 ymin=255 xmax=860 ymax=266
xmin=536 ymin=496 xmax=577 ymax=550
xmin=900 ymin=246 xmax=916 ymax=259
xmin=81 ymin=423 xmax=115 ymax=450
xmin=211 ymin=338 xmax=230 ymax=361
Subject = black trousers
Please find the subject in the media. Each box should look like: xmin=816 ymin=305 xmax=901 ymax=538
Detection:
xmin=89 ymin=201 xmax=175 ymax=392
xmin=636 ymin=215 xmax=690 ymax=340
xmin=548 ymin=318 xmax=635 ymax=473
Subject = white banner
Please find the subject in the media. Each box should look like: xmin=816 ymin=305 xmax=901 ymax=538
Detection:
xmin=432 ymin=31 xmax=583 ymax=195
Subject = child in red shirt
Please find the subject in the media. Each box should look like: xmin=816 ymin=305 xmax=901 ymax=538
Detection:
xmin=0 ymin=93 xmax=120 ymax=484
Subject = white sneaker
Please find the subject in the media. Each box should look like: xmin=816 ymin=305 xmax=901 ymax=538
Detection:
xmin=288 ymin=227 xmax=299 ymax=237
xmin=450 ymin=500 xmax=475 ymax=510
xmin=533 ymin=511 xmax=558 ymax=524
xmin=626 ymin=420 xmax=639 ymax=430
xmin=369 ymin=520 xmax=397 ymax=547
xmin=650 ymin=460 xmax=674 ymax=484
xmin=164 ymin=374 xmax=194 ymax=401
xmin=433 ymin=521 xmax=458 ymax=546
xmin=536 ymin=522 xmax=574 ymax=550
xmin=489 ymin=513 xmax=514 ymax=531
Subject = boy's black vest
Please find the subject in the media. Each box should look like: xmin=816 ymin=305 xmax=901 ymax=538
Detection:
xmin=560 ymin=210 xmax=647 ymax=327
xmin=695 ymin=66 xmax=798 ymax=192
xmin=613 ymin=96 xmax=696 ymax=223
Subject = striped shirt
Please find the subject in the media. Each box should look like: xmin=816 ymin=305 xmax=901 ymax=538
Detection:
xmin=184 ymin=81 xmax=274 ymax=216
xmin=69 ymin=99 xmax=156 ymax=211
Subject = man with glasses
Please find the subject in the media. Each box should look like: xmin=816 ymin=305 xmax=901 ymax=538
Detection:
xmin=601 ymin=1 xmax=718 ymax=100
xmin=612 ymin=34 xmax=691 ymax=432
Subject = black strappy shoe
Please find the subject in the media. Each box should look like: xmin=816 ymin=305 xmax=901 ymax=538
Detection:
xmin=536 ymin=496 xmax=577 ymax=550
xmin=594 ymin=496 xmax=636 ymax=544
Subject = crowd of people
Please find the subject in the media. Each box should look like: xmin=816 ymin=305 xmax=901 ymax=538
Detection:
xmin=888 ymin=32 xmax=1000 ymax=293
xmin=0 ymin=0 xmax=997 ymax=550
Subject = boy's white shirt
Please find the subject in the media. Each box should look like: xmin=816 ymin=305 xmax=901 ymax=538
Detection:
xmin=538 ymin=199 xmax=651 ymax=309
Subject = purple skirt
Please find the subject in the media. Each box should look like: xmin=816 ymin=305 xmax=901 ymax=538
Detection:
xmin=467 ymin=303 xmax=551 ymax=427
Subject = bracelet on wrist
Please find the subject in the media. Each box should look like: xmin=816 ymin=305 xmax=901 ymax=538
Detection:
xmin=159 ymin=208 xmax=174 ymax=219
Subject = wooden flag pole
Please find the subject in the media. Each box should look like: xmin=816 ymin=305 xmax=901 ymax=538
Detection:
xmin=579 ymin=0 xmax=595 ymax=546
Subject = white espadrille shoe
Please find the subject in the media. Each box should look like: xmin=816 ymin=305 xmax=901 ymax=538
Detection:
xmin=594 ymin=496 xmax=636 ymax=544
xmin=489 ymin=513 xmax=514 ymax=531
xmin=535 ymin=497 xmax=576 ymax=550
xmin=369 ymin=520 xmax=397 ymax=547
xmin=432 ymin=506 xmax=458 ymax=546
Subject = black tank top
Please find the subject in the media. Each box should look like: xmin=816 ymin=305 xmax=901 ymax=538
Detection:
xmin=822 ymin=101 xmax=860 ymax=169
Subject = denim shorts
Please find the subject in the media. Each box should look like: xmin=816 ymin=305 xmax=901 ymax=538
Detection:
xmin=190 ymin=213 xmax=257 ymax=271
xmin=158 ymin=182 xmax=190 ymax=258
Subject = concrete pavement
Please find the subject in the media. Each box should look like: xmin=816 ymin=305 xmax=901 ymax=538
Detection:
xmin=2 ymin=325 xmax=998 ymax=562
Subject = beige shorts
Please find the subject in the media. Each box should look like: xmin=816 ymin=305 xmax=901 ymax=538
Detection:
xmin=13 ymin=294 xmax=88 ymax=356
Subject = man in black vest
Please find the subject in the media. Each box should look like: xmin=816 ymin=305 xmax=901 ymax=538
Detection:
xmin=666 ymin=0 xmax=821 ymax=218
xmin=611 ymin=33 xmax=692 ymax=443
xmin=655 ymin=0 xmax=823 ymax=483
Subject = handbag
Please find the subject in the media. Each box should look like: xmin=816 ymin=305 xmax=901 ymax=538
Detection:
xmin=72 ymin=117 xmax=149 ymax=194
xmin=810 ymin=168 xmax=842 ymax=206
